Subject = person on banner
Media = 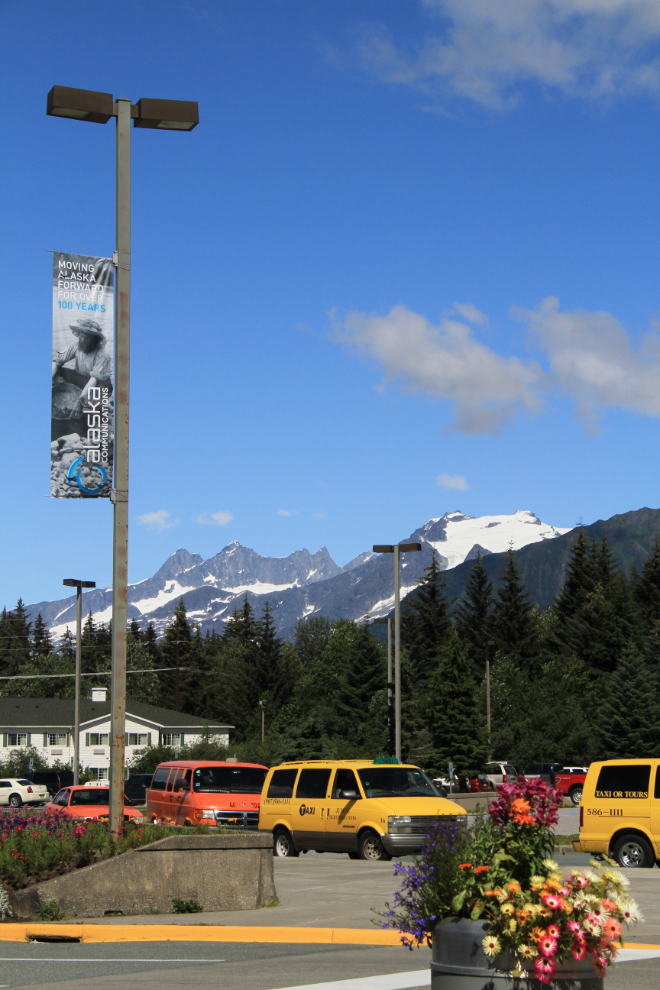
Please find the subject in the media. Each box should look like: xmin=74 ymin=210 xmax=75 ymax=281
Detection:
xmin=52 ymin=319 xmax=113 ymax=418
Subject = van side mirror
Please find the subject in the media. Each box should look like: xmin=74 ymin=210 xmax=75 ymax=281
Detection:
xmin=340 ymin=789 xmax=358 ymax=800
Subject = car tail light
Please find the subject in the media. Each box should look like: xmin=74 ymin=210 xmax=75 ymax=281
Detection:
xmin=580 ymin=806 xmax=583 ymax=829
xmin=27 ymin=787 xmax=33 ymax=793
xmin=503 ymin=774 xmax=507 ymax=783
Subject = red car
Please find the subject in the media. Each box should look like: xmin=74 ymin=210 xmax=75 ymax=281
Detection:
xmin=45 ymin=785 xmax=144 ymax=823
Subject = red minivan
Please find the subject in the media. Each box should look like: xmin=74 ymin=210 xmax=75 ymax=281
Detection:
xmin=146 ymin=760 xmax=268 ymax=828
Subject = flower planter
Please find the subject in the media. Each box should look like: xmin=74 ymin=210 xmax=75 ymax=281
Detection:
xmin=431 ymin=919 xmax=604 ymax=989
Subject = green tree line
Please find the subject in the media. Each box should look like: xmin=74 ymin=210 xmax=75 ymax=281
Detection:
xmin=2 ymin=528 xmax=660 ymax=777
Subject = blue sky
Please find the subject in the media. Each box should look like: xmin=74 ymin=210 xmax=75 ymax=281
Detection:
xmin=2 ymin=0 xmax=660 ymax=610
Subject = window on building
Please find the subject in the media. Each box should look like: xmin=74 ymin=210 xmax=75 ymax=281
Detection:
xmin=127 ymin=733 xmax=148 ymax=746
xmin=89 ymin=733 xmax=109 ymax=746
xmin=48 ymin=733 xmax=68 ymax=746
xmin=162 ymin=733 xmax=181 ymax=746
xmin=7 ymin=734 xmax=27 ymax=747
xmin=91 ymin=768 xmax=109 ymax=780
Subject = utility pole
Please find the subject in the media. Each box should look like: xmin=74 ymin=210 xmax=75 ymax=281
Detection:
xmin=372 ymin=617 xmax=394 ymax=755
xmin=258 ymin=700 xmax=266 ymax=743
xmin=63 ymin=579 xmax=96 ymax=785
xmin=373 ymin=542 xmax=422 ymax=762
xmin=484 ymin=640 xmax=494 ymax=762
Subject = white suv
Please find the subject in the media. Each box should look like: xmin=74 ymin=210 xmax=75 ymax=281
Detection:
xmin=484 ymin=762 xmax=518 ymax=788
xmin=0 ymin=778 xmax=49 ymax=808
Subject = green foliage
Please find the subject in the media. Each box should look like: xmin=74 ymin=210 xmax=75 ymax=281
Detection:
xmin=492 ymin=549 xmax=538 ymax=665
xmin=428 ymin=633 xmax=487 ymax=779
xmin=37 ymin=901 xmax=66 ymax=921
xmin=172 ymin=898 xmax=203 ymax=913
xmin=454 ymin=550 xmax=494 ymax=679
xmin=598 ymin=641 xmax=660 ymax=758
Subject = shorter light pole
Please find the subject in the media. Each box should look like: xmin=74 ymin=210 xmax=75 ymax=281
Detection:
xmin=63 ymin=578 xmax=96 ymax=784
xmin=484 ymin=640 xmax=495 ymax=762
xmin=372 ymin=542 xmax=422 ymax=762
xmin=258 ymin=700 xmax=266 ymax=743
xmin=372 ymin=617 xmax=393 ymax=755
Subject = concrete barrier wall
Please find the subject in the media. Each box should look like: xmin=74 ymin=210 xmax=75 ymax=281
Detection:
xmin=9 ymin=833 xmax=275 ymax=921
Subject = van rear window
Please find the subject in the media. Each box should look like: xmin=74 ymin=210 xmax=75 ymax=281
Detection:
xmin=267 ymin=769 xmax=298 ymax=799
xmin=595 ymin=764 xmax=650 ymax=799
xmin=151 ymin=767 xmax=170 ymax=791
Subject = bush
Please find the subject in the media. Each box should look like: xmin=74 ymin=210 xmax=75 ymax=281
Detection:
xmin=172 ymin=898 xmax=203 ymax=913
xmin=37 ymin=901 xmax=66 ymax=922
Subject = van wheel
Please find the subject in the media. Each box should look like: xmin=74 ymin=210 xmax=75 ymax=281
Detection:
xmin=612 ymin=834 xmax=654 ymax=868
xmin=357 ymin=830 xmax=391 ymax=861
xmin=569 ymin=786 xmax=583 ymax=806
xmin=9 ymin=794 xmax=22 ymax=808
xmin=273 ymin=828 xmax=299 ymax=857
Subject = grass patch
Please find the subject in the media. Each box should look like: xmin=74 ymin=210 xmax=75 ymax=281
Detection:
xmin=37 ymin=901 xmax=66 ymax=922
xmin=554 ymin=834 xmax=579 ymax=846
xmin=258 ymin=894 xmax=280 ymax=909
xmin=172 ymin=898 xmax=203 ymax=914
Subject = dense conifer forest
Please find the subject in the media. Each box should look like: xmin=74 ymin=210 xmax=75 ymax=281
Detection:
xmin=2 ymin=527 xmax=660 ymax=778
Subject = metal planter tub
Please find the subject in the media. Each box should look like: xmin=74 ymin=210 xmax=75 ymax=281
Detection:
xmin=431 ymin=919 xmax=603 ymax=990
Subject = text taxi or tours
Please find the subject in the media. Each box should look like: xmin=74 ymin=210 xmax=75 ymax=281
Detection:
xmin=573 ymin=758 xmax=660 ymax=867
xmin=259 ymin=759 xmax=466 ymax=860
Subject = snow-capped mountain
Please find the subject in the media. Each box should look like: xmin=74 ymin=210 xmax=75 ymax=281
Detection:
xmin=25 ymin=510 xmax=571 ymax=642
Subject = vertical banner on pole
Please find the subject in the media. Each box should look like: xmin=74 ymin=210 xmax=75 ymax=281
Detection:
xmin=51 ymin=253 xmax=114 ymax=498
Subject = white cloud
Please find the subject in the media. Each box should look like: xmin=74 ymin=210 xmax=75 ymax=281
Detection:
xmin=511 ymin=296 xmax=660 ymax=429
xmin=334 ymin=297 xmax=660 ymax=434
xmin=352 ymin=0 xmax=660 ymax=108
xmin=313 ymin=512 xmax=327 ymax=519
xmin=332 ymin=304 xmax=544 ymax=434
xmin=437 ymin=473 xmax=469 ymax=490
xmin=196 ymin=510 xmax=234 ymax=526
xmin=137 ymin=510 xmax=179 ymax=533
xmin=450 ymin=302 xmax=489 ymax=326
xmin=277 ymin=509 xmax=299 ymax=517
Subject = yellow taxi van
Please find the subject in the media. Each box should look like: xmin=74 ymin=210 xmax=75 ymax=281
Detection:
xmin=573 ymin=758 xmax=660 ymax=868
xmin=259 ymin=759 xmax=467 ymax=860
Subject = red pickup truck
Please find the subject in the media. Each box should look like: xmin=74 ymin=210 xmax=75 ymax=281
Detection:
xmin=522 ymin=764 xmax=588 ymax=806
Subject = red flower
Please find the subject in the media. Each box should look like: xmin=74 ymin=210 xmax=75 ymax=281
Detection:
xmin=459 ymin=863 xmax=472 ymax=870
xmin=474 ymin=866 xmax=489 ymax=874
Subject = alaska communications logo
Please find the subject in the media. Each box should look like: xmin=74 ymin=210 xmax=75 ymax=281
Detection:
xmin=67 ymin=456 xmax=107 ymax=495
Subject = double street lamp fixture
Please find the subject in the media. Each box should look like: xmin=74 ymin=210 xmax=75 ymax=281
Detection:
xmin=372 ymin=543 xmax=422 ymax=762
xmin=49 ymin=85 xmax=198 ymax=836
xmin=62 ymin=578 xmax=96 ymax=785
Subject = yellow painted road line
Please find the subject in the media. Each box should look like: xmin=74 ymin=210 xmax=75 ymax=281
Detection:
xmin=0 ymin=925 xmax=404 ymax=946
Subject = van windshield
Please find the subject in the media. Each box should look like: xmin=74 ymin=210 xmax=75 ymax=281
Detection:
xmin=357 ymin=768 xmax=440 ymax=798
xmin=192 ymin=767 xmax=267 ymax=794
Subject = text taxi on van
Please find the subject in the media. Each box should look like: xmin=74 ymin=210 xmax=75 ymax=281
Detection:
xmin=573 ymin=758 xmax=660 ymax=868
xmin=259 ymin=759 xmax=467 ymax=860
xmin=147 ymin=760 xmax=268 ymax=827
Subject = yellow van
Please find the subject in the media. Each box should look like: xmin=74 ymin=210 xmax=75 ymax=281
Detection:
xmin=259 ymin=759 xmax=467 ymax=860
xmin=573 ymin=758 xmax=660 ymax=868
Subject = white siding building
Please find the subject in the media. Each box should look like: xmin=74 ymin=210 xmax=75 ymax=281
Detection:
xmin=0 ymin=689 xmax=233 ymax=779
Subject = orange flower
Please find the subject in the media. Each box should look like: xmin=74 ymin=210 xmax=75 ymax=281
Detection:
xmin=530 ymin=927 xmax=545 ymax=943
xmin=474 ymin=865 xmax=489 ymax=875
xmin=484 ymin=890 xmax=499 ymax=898
xmin=545 ymin=878 xmax=563 ymax=891
xmin=511 ymin=798 xmax=531 ymax=815
xmin=514 ymin=813 xmax=536 ymax=825
xmin=560 ymin=898 xmax=573 ymax=914
xmin=459 ymin=863 xmax=473 ymax=870
xmin=507 ymin=882 xmax=522 ymax=893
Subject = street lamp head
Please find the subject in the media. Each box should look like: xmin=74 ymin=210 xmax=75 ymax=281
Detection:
xmin=63 ymin=579 xmax=96 ymax=589
xmin=398 ymin=543 xmax=422 ymax=553
xmin=373 ymin=545 xmax=394 ymax=554
xmin=47 ymin=86 xmax=113 ymax=124
xmin=134 ymin=98 xmax=199 ymax=131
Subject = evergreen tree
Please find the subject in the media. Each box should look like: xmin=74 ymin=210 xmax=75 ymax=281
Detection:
xmin=454 ymin=550 xmax=494 ymax=679
xmin=161 ymin=599 xmax=193 ymax=710
xmin=32 ymin=614 xmax=52 ymax=657
xmin=81 ymin=614 xmax=112 ymax=679
xmin=632 ymin=535 xmax=660 ymax=631
xmin=427 ymin=632 xmax=486 ymax=781
xmin=0 ymin=600 xmax=32 ymax=676
xmin=401 ymin=551 xmax=452 ymax=685
xmin=126 ymin=639 xmax=160 ymax=704
xmin=128 ymin=618 xmax=142 ymax=643
xmin=599 ymin=642 xmax=660 ymax=758
xmin=491 ymin=549 xmax=538 ymax=664
xmin=333 ymin=622 xmax=387 ymax=749
xmin=293 ymin=615 xmax=333 ymax=666
xmin=554 ymin=529 xmax=598 ymax=622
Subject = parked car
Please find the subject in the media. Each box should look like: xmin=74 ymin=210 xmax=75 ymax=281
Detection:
xmin=124 ymin=773 xmax=153 ymax=805
xmin=24 ymin=769 xmax=74 ymax=798
xmin=522 ymin=763 xmax=564 ymax=783
xmin=555 ymin=768 xmax=589 ymax=806
xmin=469 ymin=774 xmax=494 ymax=792
xmin=0 ymin=778 xmax=49 ymax=808
xmin=147 ymin=761 xmax=268 ymax=828
xmin=484 ymin=761 xmax=518 ymax=788
xmin=45 ymin=785 xmax=144 ymax=822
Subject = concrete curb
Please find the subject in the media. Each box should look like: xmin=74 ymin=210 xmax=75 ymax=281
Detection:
xmin=0 ymin=924 xmax=405 ymax=945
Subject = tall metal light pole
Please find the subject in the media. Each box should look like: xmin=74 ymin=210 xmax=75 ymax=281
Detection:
xmin=372 ymin=617 xmax=393 ymax=755
xmin=258 ymin=700 xmax=266 ymax=743
xmin=62 ymin=578 xmax=96 ymax=784
xmin=372 ymin=543 xmax=422 ymax=761
xmin=47 ymin=86 xmax=198 ymax=835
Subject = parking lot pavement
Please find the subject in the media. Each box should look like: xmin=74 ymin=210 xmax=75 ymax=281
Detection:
xmin=0 ymin=942 xmax=431 ymax=990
